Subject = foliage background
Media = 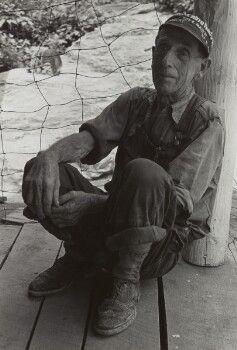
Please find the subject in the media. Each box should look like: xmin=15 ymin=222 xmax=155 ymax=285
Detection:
xmin=0 ymin=0 xmax=193 ymax=72
xmin=156 ymin=0 xmax=193 ymax=13
xmin=0 ymin=0 xmax=104 ymax=71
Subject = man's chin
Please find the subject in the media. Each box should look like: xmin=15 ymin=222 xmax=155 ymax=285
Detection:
xmin=154 ymin=84 xmax=176 ymax=96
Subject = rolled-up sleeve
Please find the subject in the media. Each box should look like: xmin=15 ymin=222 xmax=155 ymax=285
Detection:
xmin=168 ymin=117 xmax=225 ymax=216
xmin=79 ymin=87 xmax=142 ymax=164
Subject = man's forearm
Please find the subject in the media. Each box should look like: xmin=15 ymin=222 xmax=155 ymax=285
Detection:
xmin=43 ymin=130 xmax=95 ymax=163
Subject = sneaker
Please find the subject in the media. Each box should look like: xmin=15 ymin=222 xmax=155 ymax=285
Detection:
xmin=93 ymin=278 xmax=140 ymax=336
xmin=28 ymin=255 xmax=80 ymax=297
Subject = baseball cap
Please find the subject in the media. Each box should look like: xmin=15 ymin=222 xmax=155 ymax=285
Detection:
xmin=159 ymin=14 xmax=213 ymax=56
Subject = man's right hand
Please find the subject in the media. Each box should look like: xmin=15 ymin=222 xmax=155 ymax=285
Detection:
xmin=22 ymin=151 xmax=60 ymax=220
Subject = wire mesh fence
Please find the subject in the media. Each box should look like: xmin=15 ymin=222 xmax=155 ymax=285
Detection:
xmin=0 ymin=0 xmax=165 ymax=221
xmin=0 ymin=0 xmax=236 ymax=257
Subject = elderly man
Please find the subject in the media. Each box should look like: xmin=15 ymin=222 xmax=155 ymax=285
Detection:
xmin=22 ymin=14 xmax=224 ymax=336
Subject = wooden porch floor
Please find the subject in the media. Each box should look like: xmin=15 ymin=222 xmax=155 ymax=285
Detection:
xmin=0 ymin=193 xmax=237 ymax=349
xmin=0 ymin=222 xmax=161 ymax=350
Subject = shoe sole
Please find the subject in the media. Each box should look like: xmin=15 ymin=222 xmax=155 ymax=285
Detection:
xmin=93 ymin=309 xmax=137 ymax=336
xmin=28 ymin=281 xmax=73 ymax=297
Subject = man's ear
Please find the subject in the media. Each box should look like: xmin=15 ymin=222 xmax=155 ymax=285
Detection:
xmin=198 ymin=58 xmax=211 ymax=79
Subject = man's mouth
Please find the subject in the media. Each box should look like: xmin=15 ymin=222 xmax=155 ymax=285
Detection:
xmin=160 ymin=73 xmax=176 ymax=79
xmin=155 ymin=69 xmax=176 ymax=79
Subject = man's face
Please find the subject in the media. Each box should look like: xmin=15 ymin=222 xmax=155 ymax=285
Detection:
xmin=152 ymin=27 xmax=206 ymax=98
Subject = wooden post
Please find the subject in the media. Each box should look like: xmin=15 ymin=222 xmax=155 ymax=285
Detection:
xmin=182 ymin=0 xmax=237 ymax=266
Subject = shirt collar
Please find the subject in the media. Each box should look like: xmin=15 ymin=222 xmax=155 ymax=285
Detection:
xmin=151 ymin=88 xmax=195 ymax=124
xmin=171 ymin=89 xmax=195 ymax=124
xmin=148 ymin=88 xmax=195 ymax=124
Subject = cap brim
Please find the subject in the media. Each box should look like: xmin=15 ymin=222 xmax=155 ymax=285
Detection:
xmin=160 ymin=22 xmax=209 ymax=56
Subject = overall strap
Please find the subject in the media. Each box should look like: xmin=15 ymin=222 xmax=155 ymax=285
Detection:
xmin=177 ymin=93 xmax=208 ymax=137
xmin=167 ymin=93 xmax=210 ymax=164
xmin=120 ymin=90 xmax=157 ymax=144
xmin=151 ymin=93 xmax=210 ymax=168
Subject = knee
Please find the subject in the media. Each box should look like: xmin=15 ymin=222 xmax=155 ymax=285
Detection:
xmin=124 ymin=158 xmax=169 ymax=187
xmin=23 ymin=157 xmax=36 ymax=177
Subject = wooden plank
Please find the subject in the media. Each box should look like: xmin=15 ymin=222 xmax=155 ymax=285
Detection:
xmin=85 ymin=278 xmax=160 ymax=350
xmin=163 ymin=260 xmax=237 ymax=350
xmin=0 ymin=223 xmax=61 ymax=350
xmin=29 ymin=245 xmax=92 ymax=349
xmin=1 ymin=208 xmax=36 ymax=225
xmin=29 ymin=279 xmax=92 ymax=350
xmin=0 ymin=224 xmax=22 ymax=265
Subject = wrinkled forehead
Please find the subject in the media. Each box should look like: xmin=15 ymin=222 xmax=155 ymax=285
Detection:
xmin=155 ymin=26 xmax=200 ymax=48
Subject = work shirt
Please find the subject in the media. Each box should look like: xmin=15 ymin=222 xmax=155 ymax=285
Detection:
xmin=80 ymin=87 xmax=225 ymax=239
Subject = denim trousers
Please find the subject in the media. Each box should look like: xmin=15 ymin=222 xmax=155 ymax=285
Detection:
xmin=23 ymin=157 xmax=190 ymax=279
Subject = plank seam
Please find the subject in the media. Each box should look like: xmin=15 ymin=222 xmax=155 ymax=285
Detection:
xmin=25 ymin=297 xmax=45 ymax=350
xmin=0 ymin=224 xmax=24 ymax=271
xmin=81 ymin=280 xmax=96 ymax=350
xmin=157 ymin=277 xmax=168 ymax=350
xmin=24 ymin=241 xmax=63 ymax=350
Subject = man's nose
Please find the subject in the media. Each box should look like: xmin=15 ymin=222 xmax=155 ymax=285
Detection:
xmin=162 ymin=49 xmax=175 ymax=67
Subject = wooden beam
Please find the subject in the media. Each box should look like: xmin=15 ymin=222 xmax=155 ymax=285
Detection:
xmin=183 ymin=0 xmax=237 ymax=266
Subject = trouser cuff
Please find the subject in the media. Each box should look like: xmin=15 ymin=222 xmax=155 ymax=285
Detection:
xmin=106 ymin=225 xmax=167 ymax=251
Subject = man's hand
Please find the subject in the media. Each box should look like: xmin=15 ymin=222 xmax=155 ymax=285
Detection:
xmin=22 ymin=151 xmax=60 ymax=220
xmin=50 ymin=191 xmax=95 ymax=228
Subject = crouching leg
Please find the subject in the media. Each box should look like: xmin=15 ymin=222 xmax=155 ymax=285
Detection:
xmin=22 ymin=157 xmax=105 ymax=297
xmin=94 ymin=158 xmax=187 ymax=335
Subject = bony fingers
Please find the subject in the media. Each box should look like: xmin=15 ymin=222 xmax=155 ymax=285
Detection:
xmin=51 ymin=207 xmax=67 ymax=217
xmin=35 ymin=198 xmax=44 ymax=220
xmin=51 ymin=217 xmax=64 ymax=227
xmin=43 ymin=194 xmax=53 ymax=216
xmin=53 ymin=182 xmax=60 ymax=207
xmin=43 ymin=201 xmax=52 ymax=217
xmin=36 ymin=208 xmax=45 ymax=221
xmin=57 ymin=221 xmax=70 ymax=228
xmin=44 ymin=179 xmax=56 ymax=215
xmin=59 ymin=191 xmax=74 ymax=205
xmin=35 ymin=187 xmax=45 ymax=220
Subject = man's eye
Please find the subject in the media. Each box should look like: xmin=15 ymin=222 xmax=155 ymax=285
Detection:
xmin=177 ymin=49 xmax=189 ymax=58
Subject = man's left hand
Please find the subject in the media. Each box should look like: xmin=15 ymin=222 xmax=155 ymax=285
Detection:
xmin=50 ymin=191 xmax=92 ymax=228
